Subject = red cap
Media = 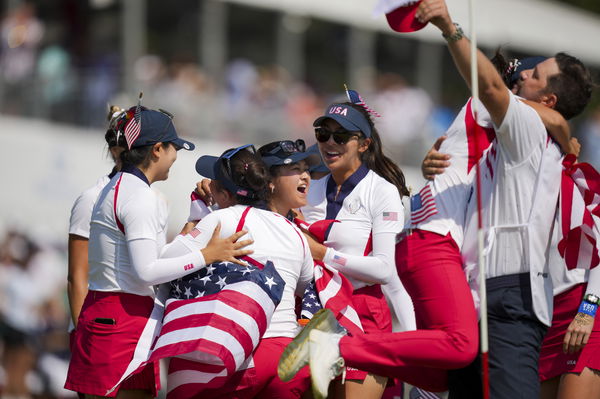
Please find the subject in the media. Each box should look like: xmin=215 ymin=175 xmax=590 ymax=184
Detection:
xmin=385 ymin=1 xmax=428 ymax=33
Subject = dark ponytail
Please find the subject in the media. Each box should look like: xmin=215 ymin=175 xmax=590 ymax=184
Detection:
xmin=345 ymin=102 xmax=410 ymax=198
xmin=220 ymin=148 xmax=271 ymax=205
xmin=105 ymin=105 xmax=128 ymax=149
xmin=490 ymin=48 xmax=513 ymax=87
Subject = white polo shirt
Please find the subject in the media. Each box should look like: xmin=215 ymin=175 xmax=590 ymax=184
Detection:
xmin=69 ymin=174 xmax=112 ymax=239
xmin=462 ymin=91 xmax=563 ymax=326
xmin=88 ymin=169 xmax=169 ymax=297
xmin=412 ymin=98 xmax=495 ymax=248
xmin=169 ymin=205 xmax=314 ymax=338
xmin=302 ymin=166 xmax=404 ymax=289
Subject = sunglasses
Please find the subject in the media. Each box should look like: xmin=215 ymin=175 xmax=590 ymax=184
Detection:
xmin=220 ymin=144 xmax=256 ymax=177
xmin=314 ymin=127 xmax=360 ymax=145
xmin=258 ymin=139 xmax=306 ymax=156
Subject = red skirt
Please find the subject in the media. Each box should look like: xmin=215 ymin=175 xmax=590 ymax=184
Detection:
xmin=345 ymin=284 xmax=392 ymax=381
xmin=539 ymin=283 xmax=600 ymax=381
xmin=64 ymin=291 xmax=160 ymax=397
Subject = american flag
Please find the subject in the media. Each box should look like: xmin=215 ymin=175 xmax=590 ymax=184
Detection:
xmin=411 ymin=184 xmax=438 ymax=225
xmin=107 ymin=260 xmax=285 ymax=398
xmin=345 ymin=86 xmax=381 ymax=118
xmin=296 ymin=218 xmax=364 ymax=336
xmin=557 ymin=154 xmax=600 ymax=270
xmin=124 ymin=93 xmax=142 ymax=149
xmin=383 ymin=211 xmax=399 ymax=221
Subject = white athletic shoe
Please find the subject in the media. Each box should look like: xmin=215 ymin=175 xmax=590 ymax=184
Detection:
xmin=308 ymin=329 xmax=345 ymax=399
xmin=278 ymin=308 xmax=345 ymax=382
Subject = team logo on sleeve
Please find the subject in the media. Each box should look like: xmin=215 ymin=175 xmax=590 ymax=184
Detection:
xmin=189 ymin=228 xmax=201 ymax=238
xmin=333 ymin=255 xmax=347 ymax=266
xmin=382 ymin=211 xmax=398 ymax=221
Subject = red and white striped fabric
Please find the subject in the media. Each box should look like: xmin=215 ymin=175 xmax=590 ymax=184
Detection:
xmin=410 ymin=184 xmax=438 ymax=225
xmin=296 ymin=218 xmax=364 ymax=335
xmin=107 ymin=208 xmax=284 ymax=398
xmin=558 ymin=154 xmax=600 ymax=270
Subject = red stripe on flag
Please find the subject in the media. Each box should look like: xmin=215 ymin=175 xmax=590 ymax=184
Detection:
xmin=558 ymin=154 xmax=600 ymax=270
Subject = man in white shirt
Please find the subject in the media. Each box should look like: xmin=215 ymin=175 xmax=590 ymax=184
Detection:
xmin=414 ymin=0 xmax=593 ymax=398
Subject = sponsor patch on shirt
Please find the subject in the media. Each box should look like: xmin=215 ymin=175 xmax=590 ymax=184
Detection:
xmin=346 ymin=197 xmax=361 ymax=214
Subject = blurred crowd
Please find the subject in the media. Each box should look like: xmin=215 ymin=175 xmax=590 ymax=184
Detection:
xmin=1 ymin=2 xmax=598 ymax=169
xmin=0 ymin=230 xmax=73 ymax=399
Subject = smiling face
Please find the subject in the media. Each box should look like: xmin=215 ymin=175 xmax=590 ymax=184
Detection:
xmin=152 ymin=142 xmax=178 ymax=182
xmin=316 ymin=119 xmax=370 ymax=183
xmin=514 ymin=57 xmax=560 ymax=103
xmin=270 ymin=160 xmax=311 ymax=216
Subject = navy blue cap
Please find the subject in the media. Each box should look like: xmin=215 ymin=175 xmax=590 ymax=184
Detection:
xmin=195 ymin=155 xmax=219 ymax=179
xmin=313 ymin=103 xmax=372 ymax=138
xmin=195 ymin=144 xmax=259 ymax=199
xmin=509 ymin=56 xmax=548 ymax=85
xmin=130 ymin=108 xmax=195 ymax=151
xmin=306 ymin=144 xmax=329 ymax=174
xmin=258 ymin=140 xmax=320 ymax=169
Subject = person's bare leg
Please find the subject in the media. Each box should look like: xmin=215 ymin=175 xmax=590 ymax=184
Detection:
xmin=330 ymin=374 xmax=387 ymax=399
xmin=557 ymin=368 xmax=600 ymax=399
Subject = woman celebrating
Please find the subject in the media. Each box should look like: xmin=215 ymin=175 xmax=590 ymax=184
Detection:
xmin=65 ymin=106 xmax=251 ymax=398
xmin=160 ymin=143 xmax=315 ymax=398
xmin=300 ymin=95 xmax=412 ymax=398
xmin=258 ymin=139 xmax=319 ymax=220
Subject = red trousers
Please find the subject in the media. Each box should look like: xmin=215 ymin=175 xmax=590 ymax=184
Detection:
xmin=339 ymin=230 xmax=479 ymax=392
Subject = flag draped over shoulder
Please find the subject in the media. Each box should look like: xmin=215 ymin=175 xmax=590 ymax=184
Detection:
xmin=108 ymin=259 xmax=285 ymax=399
xmin=296 ymin=218 xmax=364 ymax=335
xmin=558 ymin=154 xmax=600 ymax=270
xmin=163 ymin=260 xmax=285 ymax=398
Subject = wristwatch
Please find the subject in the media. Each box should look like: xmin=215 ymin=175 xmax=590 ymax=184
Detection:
xmin=584 ymin=293 xmax=600 ymax=305
xmin=443 ymin=23 xmax=465 ymax=43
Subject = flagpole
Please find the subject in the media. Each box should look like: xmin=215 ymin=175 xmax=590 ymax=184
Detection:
xmin=467 ymin=0 xmax=490 ymax=398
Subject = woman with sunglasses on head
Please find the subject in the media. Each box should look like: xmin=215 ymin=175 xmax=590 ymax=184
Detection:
xmin=296 ymin=93 xmax=412 ymax=399
xmin=257 ymin=139 xmax=321 ymax=220
xmin=64 ymin=106 xmax=252 ymax=399
xmin=158 ymin=144 xmax=315 ymax=398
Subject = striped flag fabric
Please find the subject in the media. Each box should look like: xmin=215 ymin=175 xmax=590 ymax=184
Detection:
xmin=124 ymin=94 xmax=142 ymax=149
xmin=162 ymin=260 xmax=285 ymax=398
xmin=345 ymin=86 xmax=382 ymax=118
xmin=557 ymin=154 xmax=600 ymax=270
xmin=107 ymin=260 xmax=285 ymax=398
xmin=411 ymin=184 xmax=438 ymax=225
xmin=296 ymin=218 xmax=364 ymax=336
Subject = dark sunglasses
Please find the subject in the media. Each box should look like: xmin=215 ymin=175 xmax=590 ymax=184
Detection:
xmin=258 ymin=139 xmax=306 ymax=156
xmin=314 ymin=127 xmax=360 ymax=145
